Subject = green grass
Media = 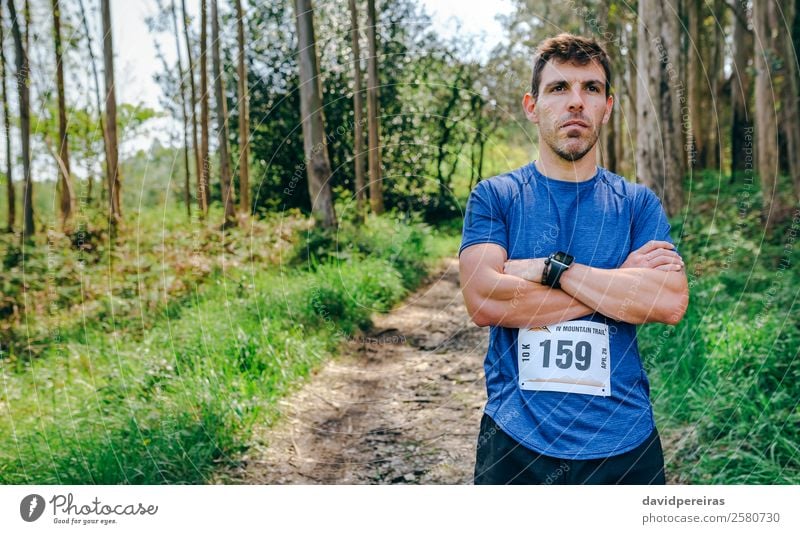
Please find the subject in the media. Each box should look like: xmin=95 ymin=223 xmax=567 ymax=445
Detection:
xmin=639 ymin=172 xmax=800 ymax=483
xmin=0 ymin=211 xmax=459 ymax=484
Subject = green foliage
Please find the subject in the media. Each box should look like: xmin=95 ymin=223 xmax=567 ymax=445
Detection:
xmin=639 ymin=175 xmax=800 ymax=483
xmin=0 ymin=212 xmax=458 ymax=484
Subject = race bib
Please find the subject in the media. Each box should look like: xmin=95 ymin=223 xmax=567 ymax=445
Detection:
xmin=517 ymin=320 xmax=611 ymax=396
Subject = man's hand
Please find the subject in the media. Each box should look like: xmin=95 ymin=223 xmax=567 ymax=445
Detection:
xmin=620 ymin=240 xmax=684 ymax=271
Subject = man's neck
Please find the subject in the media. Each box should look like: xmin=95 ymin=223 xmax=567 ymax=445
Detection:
xmin=535 ymin=147 xmax=598 ymax=182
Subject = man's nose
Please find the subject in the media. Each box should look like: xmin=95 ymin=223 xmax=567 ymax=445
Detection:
xmin=567 ymin=88 xmax=584 ymax=112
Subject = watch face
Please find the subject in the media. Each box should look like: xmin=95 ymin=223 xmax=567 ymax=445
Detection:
xmin=554 ymin=252 xmax=573 ymax=264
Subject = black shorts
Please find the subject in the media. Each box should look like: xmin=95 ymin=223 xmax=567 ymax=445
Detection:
xmin=474 ymin=413 xmax=666 ymax=485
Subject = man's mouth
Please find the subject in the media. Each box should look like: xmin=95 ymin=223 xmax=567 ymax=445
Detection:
xmin=561 ymin=120 xmax=589 ymax=129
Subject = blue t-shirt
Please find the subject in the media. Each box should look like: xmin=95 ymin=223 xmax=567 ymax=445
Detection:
xmin=459 ymin=162 xmax=677 ymax=460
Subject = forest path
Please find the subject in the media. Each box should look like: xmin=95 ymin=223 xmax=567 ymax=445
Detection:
xmin=217 ymin=258 xmax=487 ymax=484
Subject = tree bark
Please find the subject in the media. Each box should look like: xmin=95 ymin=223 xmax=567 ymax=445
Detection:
xmin=101 ymin=0 xmax=122 ymax=230
xmin=636 ymin=0 xmax=685 ymax=217
xmin=52 ymin=0 xmax=75 ymax=232
xmin=199 ymin=0 xmax=210 ymax=216
xmin=7 ymin=0 xmax=33 ymax=238
xmin=687 ymin=0 xmax=705 ymax=169
xmin=293 ymin=0 xmax=337 ymax=228
xmin=169 ymin=0 xmax=192 ymax=217
xmin=597 ymin=0 xmax=617 ymax=173
xmin=77 ymin=0 xmax=109 ymax=206
xmin=753 ymin=0 xmax=780 ymax=229
xmin=779 ymin=0 xmax=800 ymax=202
xmin=211 ymin=0 xmax=236 ymax=226
xmin=181 ymin=0 xmax=202 ymax=215
xmin=348 ymin=0 xmax=366 ymax=216
xmin=0 ymin=1 xmax=14 ymax=232
xmin=234 ymin=0 xmax=250 ymax=215
xmin=365 ymin=0 xmax=383 ymax=214
xmin=705 ymin=0 xmax=724 ymax=170
xmin=730 ymin=0 xmax=753 ymax=177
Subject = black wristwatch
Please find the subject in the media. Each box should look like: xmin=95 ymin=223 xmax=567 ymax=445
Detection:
xmin=542 ymin=251 xmax=574 ymax=289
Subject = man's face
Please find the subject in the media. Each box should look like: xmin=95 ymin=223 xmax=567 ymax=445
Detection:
xmin=523 ymin=59 xmax=613 ymax=162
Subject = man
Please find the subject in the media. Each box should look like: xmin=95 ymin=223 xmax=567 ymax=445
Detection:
xmin=459 ymin=34 xmax=689 ymax=485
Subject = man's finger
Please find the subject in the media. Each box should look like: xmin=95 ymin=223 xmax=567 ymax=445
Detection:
xmin=637 ymin=240 xmax=675 ymax=254
xmin=648 ymin=256 xmax=684 ymax=268
xmin=654 ymin=263 xmax=683 ymax=271
xmin=645 ymin=248 xmax=682 ymax=261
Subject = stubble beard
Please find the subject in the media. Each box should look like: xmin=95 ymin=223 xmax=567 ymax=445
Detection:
xmin=550 ymin=128 xmax=599 ymax=162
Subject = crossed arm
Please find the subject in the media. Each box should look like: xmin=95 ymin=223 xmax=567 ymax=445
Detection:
xmin=459 ymin=241 xmax=689 ymax=329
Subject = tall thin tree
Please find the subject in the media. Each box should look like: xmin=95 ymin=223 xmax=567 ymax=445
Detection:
xmin=234 ymin=0 xmax=249 ymax=215
xmin=168 ymin=0 xmax=192 ymax=217
xmin=730 ymin=0 xmax=753 ymax=177
xmin=101 ymin=0 xmax=122 ymax=228
xmin=687 ymin=0 xmax=706 ymax=169
xmin=181 ymin=0 xmax=201 ymax=215
xmin=293 ymin=0 xmax=337 ymax=228
xmin=0 ymin=1 xmax=15 ymax=232
xmin=779 ymin=0 xmax=800 ymax=201
xmin=348 ymin=0 xmax=366 ymax=215
xmin=52 ymin=0 xmax=75 ymax=231
xmin=199 ymin=0 xmax=210 ymax=215
xmin=211 ymin=0 xmax=235 ymax=226
xmin=78 ymin=0 xmax=110 ymax=205
xmin=7 ymin=0 xmax=33 ymax=238
xmin=365 ymin=0 xmax=383 ymax=214
xmin=753 ymin=0 xmax=780 ymax=229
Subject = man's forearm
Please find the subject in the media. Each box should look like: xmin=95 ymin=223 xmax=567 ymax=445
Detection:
xmin=476 ymin=277 xmax=594 ymax=328
xmin=558 ymin=264 xmax=688 ymax=325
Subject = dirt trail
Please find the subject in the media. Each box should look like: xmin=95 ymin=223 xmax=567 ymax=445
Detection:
xmin=218 ymin=258 xmax=487 ymax=484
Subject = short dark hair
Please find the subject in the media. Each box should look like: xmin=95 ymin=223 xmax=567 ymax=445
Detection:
xmin=530 ymin=34 xmax=612 ymax=98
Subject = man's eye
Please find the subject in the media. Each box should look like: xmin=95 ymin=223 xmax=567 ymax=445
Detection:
xmin=552 ymin=85 xmax=565 ymax=92
xmin=587 ymin=85 xmax=599 ymax=92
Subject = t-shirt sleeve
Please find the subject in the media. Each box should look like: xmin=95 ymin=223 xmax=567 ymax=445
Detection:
xmin=459 ymin=180 xmax=509 ymax=256
xmin=630 ymin=185 xmax=680 ymax=256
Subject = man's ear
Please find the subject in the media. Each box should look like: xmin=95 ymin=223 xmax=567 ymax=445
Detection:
xmin=522 ymin=92 xmax=538 ymax=124
xmin=602 ymin=94 xmax=614 ymax=125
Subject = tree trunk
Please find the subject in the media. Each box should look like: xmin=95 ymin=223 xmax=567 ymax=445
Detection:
xmin=78 ymin=0 xmax=110 ymax=207
xmin=7 ymin=0 xmax=33 ymax=238
xmin=52 ymin=0 xmax=75 ymax=232
xmin=636 ymin=0 xmax=685 ymax=217
xmin=597 ymin=0 xmax=617 ymax=173
xmin=348 ymin=0 xmax=366 ymax=216
xmin=705 ymin=0 xmax=724 ymax=171
xmin=101 ymin=0 xmax=122 ymax=230
xmin=181 ymin=0 xmax=202 ymax=215
xmin=779 ymin=0 xmax=800 ymax=202
xmin=170 ymin=0 xmax=192 ymax=218
xmin=753 ymin=0 xmax=780 ymax=230
xmin=199 ymin=0 xmax=210 ymax=216
xmin=687 ymin=0 xmax=706 ymax=169
xmin=293 ymin=0 xmax=337 ymax=228
xmin=365 ymin=0 xmax=383 ymax=214
xmin=0 ymin=1 xmax=14 ymax=232
xmin=234 ymin=0 xmax=250 ymax=215
xmin=730 ymin=0 xmax=753 ymax=177
xmin=211 ymin=0 xmax=236 ymax=226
